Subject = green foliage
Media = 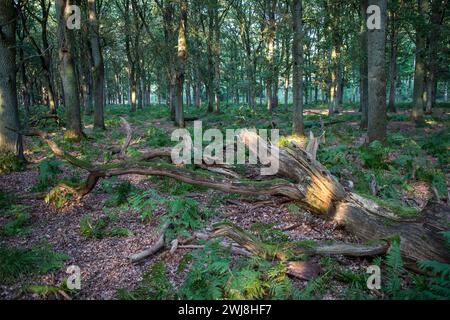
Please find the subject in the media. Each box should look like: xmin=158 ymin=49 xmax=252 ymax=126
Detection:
xmin=79 ymin=215 xmax=133 ymax=239
xmin=148 ymin=176 xmax=204 ymax=195
xmin=416 ymin=168 xmax=447 ymax=198
xmin=0 ymin=153 xmax=24 ymax=174
xmin=178 ymin=241 xmax=232 ymax=300
xmin=420 ymin=129 xmax=449 ymax=167
xmin=178 ymin=241 xmax=295 ymax=300
xmin=31 ymin=159 xmax=62 ymax=192
xmin=360 ymin=141 xmax=390 ymax=169
xmin=415 ymin=232 xmax=450 ymax=300
xmin=117 ymin=261 xmax=175 ymax=300
xmin=105 ymin=181 xmax=135 ymax=207
xmin=0 ymin=191 xmax=15 ymax=211
xmin=44 ymin=188 xmax=74 ymax=209
xmin=2 ymin=205 xmax=30 ymax=236
xmin=127 ymin=190 xmax=207 ymax=238
xmin=145 ymin=127 xmax=172 ymax=147
xmin=384 ymin=241 xmax=404 ymax=297
xmin=162 ymin=198 xmax=206 ymax=239
xmin=297 ymin=257 xmax=337 ymax=300
xmin=250 ymin=223 xmax=290 ymax=244
xmin=0 ymin=244 xmax=68 ymax=283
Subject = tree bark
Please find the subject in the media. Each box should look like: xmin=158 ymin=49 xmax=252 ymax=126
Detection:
xmin=265 ymin=0 xmax=277 ymax=113
xmin=174 ymin=0 xmax=188 ymax=128
xmin=388 ymin=9 xmax=398 ymax=113
xmin=367 ymin=0 xmax=387 ymax=143
xmin=0 ymin=0 xmax=24 ymax=159
xmin=88 ymin=0 xmax=106 ymax=129
xmin=292 ymin=0 xmax=304 ymax=136
xmin=25 ymin=128 xmax=450 ymax=265
xmin=56 ymin=0 xmax=83 ymax=140
xmin=360 ymin=0 xmax=369 ymax=129
xmin=412 ymin=0 xmax=428 ymax=122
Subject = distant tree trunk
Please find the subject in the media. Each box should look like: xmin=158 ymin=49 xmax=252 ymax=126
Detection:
xmin=56 ymin=0 xmax=83 ymax=140
xmin=174 ymin=0 xmax=188 ymax=127
xmin=412 ymin=0 xmax=428 ymax=122
xmin=283 ymin=31 xmax=291 ymax=109
xmin=193 ymin=65 xmax=201 ymax=107
xmin=185 ymin=74 xmax=191 ymax=107
xmin=265 ymin=0 xmax=277 ymax=113
xmin=325 ymin=0 xmax=342 ymax=116
xmin=367 ymin=0 xmax=387 ymax=143
xmin=23 ymin=0 xmax=58 ymax=114
xmin=425 ymin=0 xmax=447 ymax=114
xmin=329 ymin=47 xmax=339 ymax=115
xmin=445 ymin=82 xmax=448 ymax=102
xmin=88 ymin=0 xmax=105 ymax=129
xmin=0 ymin=0 xmax=24 ymax=159
xmin=388 ymin=10 xmax=398 ymax=113
xmin=17 ymin=16 xmax=30 ymax=128
xmin=214 ymin=7 xmax=221 ymax=113
xmin=360 ymin=0 xmax=369 ymax=129
xmin=292 ymin=0 xmax=304 ymax=136
xmin=207 ymin=6 xmax=214 ymax=113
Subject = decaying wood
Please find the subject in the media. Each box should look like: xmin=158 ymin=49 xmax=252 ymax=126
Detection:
xmin=129 ymin=224 xmax=169 ymax=263
xmin=18 ymin=128 xmax=450 ymax=264
xmin=287 ymin=262 xmax=321 ymax=281
xmin=119 ymin=117 xmax=133 ymax=158
xmin=211 ymin=222 xmax=390 ymax=259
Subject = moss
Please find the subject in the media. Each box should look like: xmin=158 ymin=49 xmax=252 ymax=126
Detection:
xmin=360 ymin=193 xmax=421 ymax=219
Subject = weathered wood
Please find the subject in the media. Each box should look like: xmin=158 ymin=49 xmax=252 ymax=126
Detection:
xmin=19 ymin=129 xmax=450 ymax=264
xmin=129 ymin=224 xmax=169 ymax=263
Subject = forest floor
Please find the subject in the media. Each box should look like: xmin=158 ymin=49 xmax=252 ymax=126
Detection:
xmin=0 ymin=102 xmax=449 ymax=300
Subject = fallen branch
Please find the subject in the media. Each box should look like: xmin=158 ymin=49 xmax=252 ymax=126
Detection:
xmin=129 ymin=224 xmax=170 ymax=263
xmin=15 ymin=128 xmax=450 ymax=264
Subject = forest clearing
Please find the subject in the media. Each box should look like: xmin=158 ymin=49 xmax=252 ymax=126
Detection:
xmin=0 ymin=0 xmax=449 ymax=303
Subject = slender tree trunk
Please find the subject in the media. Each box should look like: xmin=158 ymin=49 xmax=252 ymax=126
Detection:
xmin=425 ymin=0 xmax=446 ymax=114
xmin=367 ymin=0 xmax=387 ymax=143
xmin=412 ymin=0 xmax=428 ymax=122
xmin=207 ymin=7 xmax=214 ymax=113
xmin=360 ymin=0 xmax=369 ymax=129
xmin=284 ymin=31 xmax=291 ymax=109
xmin=56 ymin=0 xmax=83 ymax=140
xmin=265 ymin=0 xmax=277 ymax=113
xmin=174 ymin=0 xmax=188 ymax=127
xmin=445 ymin=82 xmax=448 ymax=102
xmin=388 ymin=11 xmax=398 ymax=113
xmin=88 ymin=0 xmax=105 ymax=129
xmin=292 ymin=0 xmax=304 ymax=136
xmin=214 ymin=8 xmax=221 ymax=113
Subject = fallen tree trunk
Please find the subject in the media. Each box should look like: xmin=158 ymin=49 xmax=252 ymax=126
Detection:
xmin=18 ymin=128 xmax=450 ymax=264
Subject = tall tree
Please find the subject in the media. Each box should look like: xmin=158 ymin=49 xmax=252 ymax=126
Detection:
xmin=292 ymin=0 xmax=304 ymax=136
xmin=174 ymin=0 xmax=188 ymax=127
xmin=24 ymin=0 xmax=58 ymax=114
xmin=411 ymin=0 xmax=428 ymax=122
xmin=88 ymin=0 xmax=106 ymax=129
xmin=360 ymin=0 xmax=369 ymax=128
xmin=0 ymin=0 xmax=24 ymax=159
xmin=265 ymin=0 xmax=278 ymax=113
xmin=367 ymin=0 xmax=387 ymax=143
xmin=56 ymin=0 xmax=84 ymax=140
xmin=388 ymin=1 xmax=399 ymax=113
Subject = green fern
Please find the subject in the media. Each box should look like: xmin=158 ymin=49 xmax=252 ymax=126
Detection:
xmin=384 ymin=241 xmax=403 ymax=297
xmin=0 ymin=243 xmax=68 ymax=283
xmin=117 ymin=261 xmax=174 ymax=300
xmin=31 ymin=159 xmax=62 ymax=192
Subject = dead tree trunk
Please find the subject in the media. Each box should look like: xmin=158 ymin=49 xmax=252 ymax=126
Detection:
xmin=21 ymin=128 xmax=450 ymax=265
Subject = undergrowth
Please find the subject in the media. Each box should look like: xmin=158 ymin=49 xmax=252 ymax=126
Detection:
xmin=0 ymin=243 xmax=68 ymax=283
